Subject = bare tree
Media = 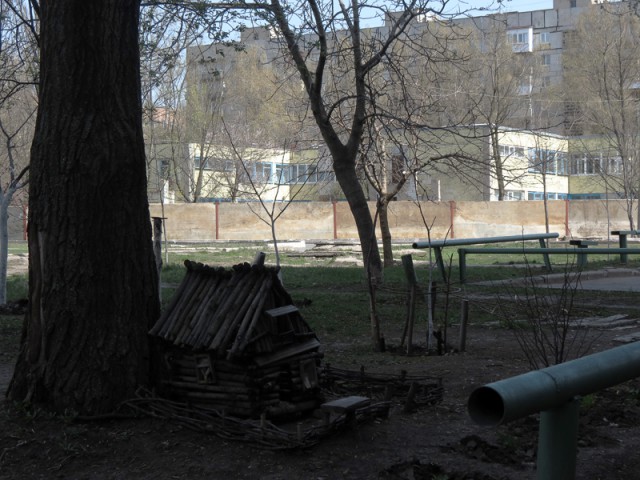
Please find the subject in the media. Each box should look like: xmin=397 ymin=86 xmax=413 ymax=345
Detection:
xmin=0 ymin=96 xmax=34 ymax=304
xmin=0 ymin=0 xmax=38 ymax=304
xmin=564 ymin=4 xmax=640 ymax=230
xmin=183 ymin=0 xmax=479 ymax=284
xmin=457 ymin=17 xmax=536 ymax=200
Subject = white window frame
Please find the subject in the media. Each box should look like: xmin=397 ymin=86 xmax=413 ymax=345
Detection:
xmin=507 ymin=28 xmax=533 ymax=53
xmin=540 ymin=32 xmax=551 ymax=46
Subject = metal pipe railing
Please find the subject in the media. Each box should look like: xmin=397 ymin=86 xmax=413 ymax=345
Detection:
xmin=468 ymin=341 xmax=640 ymax=479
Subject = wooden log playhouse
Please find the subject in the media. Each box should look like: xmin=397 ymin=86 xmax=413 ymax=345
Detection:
xmin=149 ymin=260 xmax=323 ymax=418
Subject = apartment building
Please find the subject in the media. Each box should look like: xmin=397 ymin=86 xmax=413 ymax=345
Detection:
xmin=176 ymin=0 xmax=633 ymax=203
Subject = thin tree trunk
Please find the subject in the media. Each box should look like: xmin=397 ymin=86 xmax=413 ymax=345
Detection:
xmin=0 ymin=198 xmax=9 ymax=304
xmin=491 ymin=127 xmax=505 ymax=201
xmin=378 ymin=197 xmax=394 ymax=268
xmin=8 ymin=1 xmax=160 ymax=414
xmin=542 ymin=173 xmax=550 ymax=233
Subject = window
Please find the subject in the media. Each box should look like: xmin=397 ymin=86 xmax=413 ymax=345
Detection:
xmin=257 ymin=162 xmax=272 ymax=182
xmin=570 ymin=0 xmax=577 ymax=7
xmin=571 ymin=153 xmax=625 ymax=175
xmin=556 ymin=152 xmax=568 ymax=175
xmin=160 ymin=159 xmax=170 ymax=178
xmin=529 ymin=149 xmax=568 ymax=175
xmin=499 ymin=145 xmax=525 ymax=158
xmin=518 ymin=81 xmax=532 ymax=95
xmin=606 ymin=156 xmax=623 ymax=175
xmin=540 ymin=32 xmax=551 ymax=45
xmin=289 ymin=164 xmax=319 ymax=184
xmin=500 ymin=190 xmax=524 ymax=201
xmin=570 ymin=154 xmax=601 ymax=175
xmin=528 ymin=191 xmax=544 ymax=200
xmin=528 ymin=191 xmax=567 ymax=201
xmin=316 ymin=170 xmax=335 ymax=182
xmin=541 ymin=54 xmax=551 ymax=66
xmin=194 ymin=155 xmax=212 ymax=170
xmin=275 ymin=163 xmax=290 ymax=184
xmin=507 ymin=28 xmax=533 ymax=53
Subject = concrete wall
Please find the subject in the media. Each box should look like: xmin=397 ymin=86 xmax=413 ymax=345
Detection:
xmin=148 ymin=199 xmax=638 ymax=242
xmin=567 ymin=199 xmax=635 ymax=238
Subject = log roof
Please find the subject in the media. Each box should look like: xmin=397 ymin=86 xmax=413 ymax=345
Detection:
xmin=149 ymin=260 xmax=317 ymax=359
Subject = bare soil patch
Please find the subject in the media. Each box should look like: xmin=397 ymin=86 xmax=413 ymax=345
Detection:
xmin=1 ymin=261 xmax=640 ymax=479
xmin=2 ymin=320 xmax=640 ymax=479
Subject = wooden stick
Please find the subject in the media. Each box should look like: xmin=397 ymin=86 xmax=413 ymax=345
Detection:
xmin=458 ymin=299 xmax=469 ymax=352
xmin=228 ymin=276 xmax=273 ymax=357
xmin=153 ymin=269 xmax=199 ymax=338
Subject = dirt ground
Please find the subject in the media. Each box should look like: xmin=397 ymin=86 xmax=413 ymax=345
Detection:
xmin=1 ymin=257 xmax=640 ymax=479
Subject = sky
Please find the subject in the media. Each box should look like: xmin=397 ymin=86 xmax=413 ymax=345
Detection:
xmin=451 ymin=0 xmax=554 ymax=16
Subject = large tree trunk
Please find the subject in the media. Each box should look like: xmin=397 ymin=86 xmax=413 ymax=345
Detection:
xmin=333 ymin=157 xmax=382 ymax=281
xmin=8 ymin=1 xmax=160 ymax=414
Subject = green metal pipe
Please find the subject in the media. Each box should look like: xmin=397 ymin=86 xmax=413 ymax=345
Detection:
xmin=458 ymin=247 xmax=640 ymax=283
xmin=412 ymin=232 xmax=558 ymax=249
xmin=468 ymin=341 xmax=640 ymax=426
xmin=536 ymin=398 xmax=580 ymax=480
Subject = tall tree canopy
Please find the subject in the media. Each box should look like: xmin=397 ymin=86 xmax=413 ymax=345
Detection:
xmin=564 ymin=4 xmax=640 ymax=230
xmin=8 ymin=0 xmax=160 ymax=414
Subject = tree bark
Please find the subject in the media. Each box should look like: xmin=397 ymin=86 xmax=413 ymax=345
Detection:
xmin=0 ymin=199 xmax=9 ymax=304
xmin=333 ymin=157 xmax=382 ymax=280
xmin=490 ymin=127 xmax=505 ymax=201
xmin=8 ymin=1 xmax=160 ymax=414
xmin=378 ymin=196 xmax=394 ymax=268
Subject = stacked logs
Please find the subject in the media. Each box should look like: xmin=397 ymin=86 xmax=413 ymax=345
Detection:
xmin=150 ymin=260 xmax=322 ymax=418
xmin=150 ymin=260 xmax=298 ymax=356
xmin=163 ymin=351 xmax=280 ymax=417
xmin=162 ymin=349 xmax=323 ymax=417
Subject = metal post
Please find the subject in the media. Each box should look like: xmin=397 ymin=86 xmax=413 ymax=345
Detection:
xmin=537 ymin=398 xmax=580 ymax=480
xmin=576 ymin=244 xmax=588 ymax=269
xmin=619 ymin=233 xmax=628 ymax=264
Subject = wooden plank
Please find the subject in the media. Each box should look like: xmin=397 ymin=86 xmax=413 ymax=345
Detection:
xmin=265 ymin=305 xmax=299 ymax=318
xmin=321 ymin=396 xmax=371 ymax=413
xmin=569 ymin=240 xmax=598 ymax=246
xmin=253 ymin=338 xmax=321 ymax=367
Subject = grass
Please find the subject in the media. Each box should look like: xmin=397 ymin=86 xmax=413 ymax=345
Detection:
xmin=6 ymin=275 xmax=28 ymax=301
xmin=7 ymin=241 xmax=28 ymax=255
xmin=156 ymin=242 xmax=640 ymax=340
xmin=5 ymin=240 xmax=640 ymax=354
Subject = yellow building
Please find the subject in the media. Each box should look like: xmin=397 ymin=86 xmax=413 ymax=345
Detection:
xmin=409 ymin=126 xmax=570 ymax=202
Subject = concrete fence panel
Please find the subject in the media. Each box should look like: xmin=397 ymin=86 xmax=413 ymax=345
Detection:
xmin=385 ymin=201 xmax=453 ymax=240
xmin=453 ymin=201 xmax=566 ymax=239
xmin=216 ymin=203 xmax=272 ymax=240
xmin=567 ymin=199 xmax=636 ymax=239
xmin=149 ymin=203 xmax=216 ymax=242
xmin=218 ymin=202 xmax=334 ymax=241
xmin=148 ymin=199 xmax=638 ymax=243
